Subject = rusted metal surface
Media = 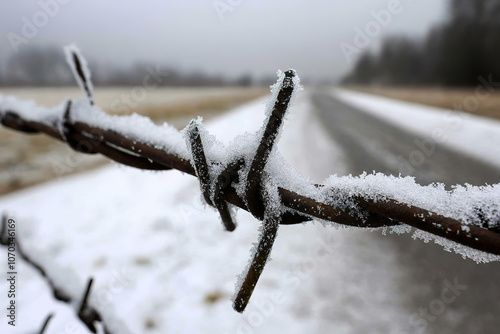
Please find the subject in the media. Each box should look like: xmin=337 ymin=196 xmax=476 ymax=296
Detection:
xmin=188 ymin=121 xmax=237 ymax=231
xmin=1 ymin=50 xmax=500 ymax=317
xmin=212 ymin=158 xmax=244 ymax=232
xmin=187 ymin=121 xmax=214 ymax=206
xmin=2 ymin=100 xmax=500 ymax=257
xmin=358 ymin=198 xmax=500 ymax=256
xmin=244 ymin=70 xmax=296 ymax=220
xmin=233 ymin=209 xmax=280 ymax=312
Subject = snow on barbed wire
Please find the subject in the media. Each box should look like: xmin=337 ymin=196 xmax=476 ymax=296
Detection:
xmin=2 ymin=89 xmax=500 ymax=263
xmin=64 ymin=44 xmax=95 ymax=105
xmin=2 ymin=44 xmax=500 ymax=271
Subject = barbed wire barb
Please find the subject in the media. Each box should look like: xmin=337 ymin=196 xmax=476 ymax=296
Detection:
xmin=39 ymin=313 xmax=54 ymax=334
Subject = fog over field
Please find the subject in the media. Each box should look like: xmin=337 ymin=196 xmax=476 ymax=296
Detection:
xmin=0 ymin=1 xmax=447 ymax=83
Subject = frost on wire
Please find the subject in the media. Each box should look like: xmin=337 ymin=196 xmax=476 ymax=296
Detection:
xmin=1 ymin=45 xmax=500 ymax=319
xmin=64 ymin=44 xmax=95 ymax=106
xmin=183 ymin=70 xmax=300 ymax=312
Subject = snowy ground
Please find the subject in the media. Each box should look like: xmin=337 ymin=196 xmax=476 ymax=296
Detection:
xmin=2 ymin=88 xmax=500 ymax=333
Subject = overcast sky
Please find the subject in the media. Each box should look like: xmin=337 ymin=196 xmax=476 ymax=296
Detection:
xmin=0 ymin=0 xmax=448 ymax=82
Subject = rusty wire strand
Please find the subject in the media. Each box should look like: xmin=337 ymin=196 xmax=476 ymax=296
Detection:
xmin=2 ymin=105 xmax=500 ymax=256
xmin=0 ymin=214 xmax=72 ymax=302
xmin=39 ymin=313 xmax=54 ymax=334
xmin=2 ymin=104 xmax=500 ymax=255
xmin=230 ymin=71 xmax=296 ymax=311
xmin=188 ymin=121 xmax=238 ymax=231
xmin=0 ymin=214 xmax=8 ymax=245
xmin=187 ymin=121 xmax=214 ymax=206
xmin=62 ymin=99 xmax=92 ymax=153
xmin=69 ymin=49 xmax=94 ymax=105
xmin=2 ymin=49 xmax=500 ymax=316
xmin=0 ymin=214 xmax=112 ymax=333
xmin=183 ymin=71 xmax=296 ymax=310
xmin=213 ymin=158 xmax=245 ymax=232
xmin=233 ymin=208 xmax=280 ymax=312
xmin=78 ymin=278 xmax=107 ymax=334
xmin=244 ymin=69 xmax=296 ymax=220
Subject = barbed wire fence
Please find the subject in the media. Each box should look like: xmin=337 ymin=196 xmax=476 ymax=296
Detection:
xmin=0 ymin=214 xmax=108 ymax=333
xmin=1 ymin=46 xmax=500 ymax=332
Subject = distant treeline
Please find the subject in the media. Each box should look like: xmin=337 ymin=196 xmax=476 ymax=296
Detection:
xmin=0 ymin=45 xmax=268 ymax=87
xmin=343 ymin=0 xmax=500 ymax=87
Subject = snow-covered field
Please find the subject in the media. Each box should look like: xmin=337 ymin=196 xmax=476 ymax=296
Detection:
xmin=2 ymin=87 xmax=500 ymax=333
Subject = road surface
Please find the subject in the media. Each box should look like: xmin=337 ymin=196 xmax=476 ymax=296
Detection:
xmin=313 ymin=91 xmax=500 ymax=186
xmin=310 ymin=90 xmax=500 ymax=334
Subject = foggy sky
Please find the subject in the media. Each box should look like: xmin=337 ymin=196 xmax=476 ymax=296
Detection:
xmin=0 ymin=0 xmax=448 ymax=82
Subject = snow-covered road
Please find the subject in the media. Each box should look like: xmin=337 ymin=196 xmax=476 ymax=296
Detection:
xmin=314 ymin=89 xmax=500 ymax=186
xmin=313 ymin=89 xmax=500 ymax=334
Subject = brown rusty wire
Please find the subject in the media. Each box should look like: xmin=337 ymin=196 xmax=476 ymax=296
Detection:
xmin=1 ymin=49 xmax=500 ymax=314
xmin=0 ymin=214 xmax=111 ymax=333
xmin=2 ymin=90 xmax=500 ymax=254
xmin=244 ymin=70 xmax=296 ymax=220
xmin=187 ymin=120 xmax=239 ymax=231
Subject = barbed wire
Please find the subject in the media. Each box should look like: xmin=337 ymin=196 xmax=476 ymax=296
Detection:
xmin=1 ymin=47 xmax=500 ymax=317
xmin=0 ymin=214 xmax=111 ymax=333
